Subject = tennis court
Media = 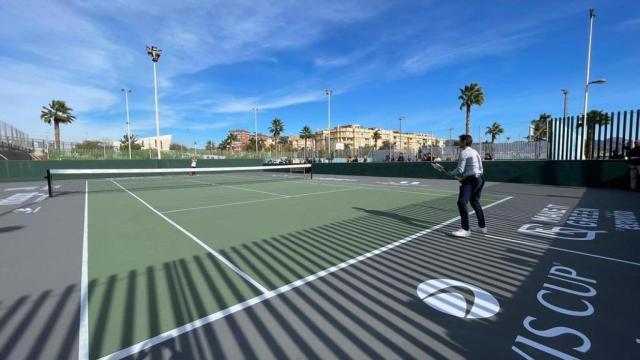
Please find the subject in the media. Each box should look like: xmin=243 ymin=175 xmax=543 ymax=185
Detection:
xmin=1 ymin=165 xmax=639 ymax=360
xmin=77 ymin=166 xmax=508 ymax=359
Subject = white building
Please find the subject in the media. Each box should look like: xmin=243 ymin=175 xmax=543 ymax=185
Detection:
xmin=138 ymin=135 xmax=172 ymax=151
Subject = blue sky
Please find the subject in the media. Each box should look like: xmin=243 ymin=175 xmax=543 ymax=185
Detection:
xmin=1 ymin=0 xmax=639 ymax=146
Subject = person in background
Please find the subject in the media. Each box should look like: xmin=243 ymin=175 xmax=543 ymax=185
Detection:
xmin=190 ymin=157 xmax=198 ymax=176
xmin=484 ymin=152 xmax=493 ymax=161
xmin=628 ymin=139 xmax=640 ymax=191
xmin=397 ymin=152 xmax=405 ymax=162
xmin=448 ymin=134 xmax=486 ymax=237
xmin=612 ymin=149 xmax=624 ymax=159
xmin=391 ymin=155 xmax=395 ymax=162
xmin=363 ymin=155 xmax=368 ymax=163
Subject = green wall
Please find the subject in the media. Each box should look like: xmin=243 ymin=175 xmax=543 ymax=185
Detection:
xmin=0 ymin=159 xmax=262 ymax=182
xmin=312 ymin=160 xmax=630 ymax=188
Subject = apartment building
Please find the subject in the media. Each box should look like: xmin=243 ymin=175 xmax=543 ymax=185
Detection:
xmin=313 ymin=124 xmax=443 ymax=152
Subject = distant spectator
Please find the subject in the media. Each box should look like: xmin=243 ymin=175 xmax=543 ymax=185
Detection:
xmin=628 ymin=140 xmax=640 ymax=191
xmin=353 ymin=156 xmax=359 ymax=163
xmin=484 ymin=152 xmax=493 ymax=161
xmin=391 ymin=155 xmax=395 ymax=162
xmin=424 ymin=152 xmax=432 ymax=161
xmin=347 ymin=155 xmax=352 ymax=163
xmin=397 ymin=152 xmax=405 ymax=162
xmin=612 ymin=149 xmax=624 ymax=160
xmin=384 ymin=154 xmax=390 ymax=162
xmin=363 ymin=155 xmax=368 ymax=163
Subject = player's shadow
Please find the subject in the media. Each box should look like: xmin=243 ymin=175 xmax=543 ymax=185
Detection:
xmin=0 ymin=225 xmax=23 ymax=233
xmin=352 ymin=207 xmax=433 ymax=228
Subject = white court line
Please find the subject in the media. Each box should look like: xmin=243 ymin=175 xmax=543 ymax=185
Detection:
xmin=485 ymin=234 xmax=640 ymax=267
xmin=99 ymin=195 xmax=513 ymax=360
xmin=187 ymin=179 xmax=290 ymax=198
xmin=163 ymin=187 xmax=361 ymax=214
xmin=79 ymin=181 xmax=89 ymax=360
xmin=110 ymin=180 xmax=270 ymax=294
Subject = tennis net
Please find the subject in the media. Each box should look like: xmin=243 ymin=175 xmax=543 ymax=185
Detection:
xmin=47 ymin=164 xmax=312 ymax=196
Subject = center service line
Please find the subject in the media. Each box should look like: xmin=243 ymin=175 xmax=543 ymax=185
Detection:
xmin=110 ymin=179 xmax=270 ymax=294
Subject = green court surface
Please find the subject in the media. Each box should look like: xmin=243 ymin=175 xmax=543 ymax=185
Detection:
xmin=85 ymin=174 xmax=507 ymax=359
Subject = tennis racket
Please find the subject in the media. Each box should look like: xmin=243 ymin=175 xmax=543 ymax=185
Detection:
xmin=430 ymin=162 xmax=462 ymax=181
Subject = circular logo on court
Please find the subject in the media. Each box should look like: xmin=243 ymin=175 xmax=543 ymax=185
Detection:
xmin=416 ymin=279 xmax=500 ymax=319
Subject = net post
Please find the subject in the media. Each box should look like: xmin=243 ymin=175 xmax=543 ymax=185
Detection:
xmin=46 ymin=169 xmax=53 ymax=197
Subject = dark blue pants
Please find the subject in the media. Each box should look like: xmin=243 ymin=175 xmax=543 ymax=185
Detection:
xmin=457 ymin=175 xmax=486 ymax=231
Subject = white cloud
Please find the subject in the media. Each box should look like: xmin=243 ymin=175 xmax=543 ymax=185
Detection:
xmin=0 ymin=0 xmax=391 ymax=138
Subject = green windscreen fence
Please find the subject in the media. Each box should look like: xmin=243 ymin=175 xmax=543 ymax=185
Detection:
xmin=311 ymin=160 xmax=630 ymax=188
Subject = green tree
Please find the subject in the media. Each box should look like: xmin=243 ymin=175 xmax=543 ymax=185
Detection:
xmin=76 ymin=140 xmax=102 ymax=150
xmin=217 ymin=133 xmax=238 ymax=152
xmin=269 ymin=118 xmax=285 ymax=151
xmin=379 ymin=140 xmax=392 ymax=150
xmin=205 ymin=140 xmax=215 ymax=154
xmin=299 ymin=125 xmax=313 ymax=158
xmin=579 ymin=110 xmax=611 ymax=159
xmin=40 ymin=100 xmax=76 ymax=149
xmin=170 ymin=143 xmax=188 ymax=151
xmin=278 ymin=136 xmax=290 ymax=152
xmin=245 ymin=137 xmax=265 ymax=152
xmin=530 ymin=113 xmax=552 ymax=142
xmin=120 ymin=134 xmax=142 ymax=150
xmin=458 ymin=83 xmax=485 ymax=135
xmin=372 ymin=130 xmax=382 ymax=149
xmin=485 ymin=122 xmax=504 ymax=144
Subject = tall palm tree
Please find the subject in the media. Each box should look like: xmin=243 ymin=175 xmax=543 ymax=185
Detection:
xmin=372 ymin=130 xmax=382 ymax=149
xmin=458 ymin=83 xmax=485 ymax=135
xmin=579 ymin=110 xmax=611 ymax=159
xmin=485 ymin=122 xmax=504 ymax=144
xmin=40 ymin=100 xmax=76 ymax=149
xmin=269 ymin=118 xmax=285 ymax=153
xmin=205 ymin=140 xmax=215 ymax=154
xmin=300 ymin=125 xmax=313 ymax=159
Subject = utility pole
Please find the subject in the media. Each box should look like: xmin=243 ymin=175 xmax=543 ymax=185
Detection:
xmin=252 ymin=107 xmax=260 ymax=154
xmin=398 ymin=116 xmax=405 ymax=155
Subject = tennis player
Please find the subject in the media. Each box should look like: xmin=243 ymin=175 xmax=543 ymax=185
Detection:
xmin=190 ymin=157 xmax=197 ymax=176
xmin=449 ymin=134 xmax=486 ymax=237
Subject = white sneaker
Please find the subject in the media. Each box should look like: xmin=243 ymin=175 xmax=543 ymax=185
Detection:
xmin=451 ymin=229 xmax=471 ymax=237
xmin=473 ymin=226 xmax=487 ymax=234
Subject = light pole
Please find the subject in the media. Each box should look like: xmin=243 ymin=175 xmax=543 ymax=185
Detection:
xmin=398 ymin=116 xmax=405 ymax=155
xmin=147 ymin=45 xmax=162 ymax=159
xmin=325 ymin=89 xmax=332 ymax=162
xmin=561 ymin=89 xmax=569 ymax=120
xmin=252 ymin=107 xmax=260 ymax=155
xmin=121 ymin=89 xmax=132 ymax=160
xmin=581 ymin=9 xmax=607 ymax=159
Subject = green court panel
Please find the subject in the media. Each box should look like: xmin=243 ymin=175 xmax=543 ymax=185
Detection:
xmin=87 ymin=178 xmax=507 ymax=359
xmin=87 ymin=180 xmax=263 ymax=359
